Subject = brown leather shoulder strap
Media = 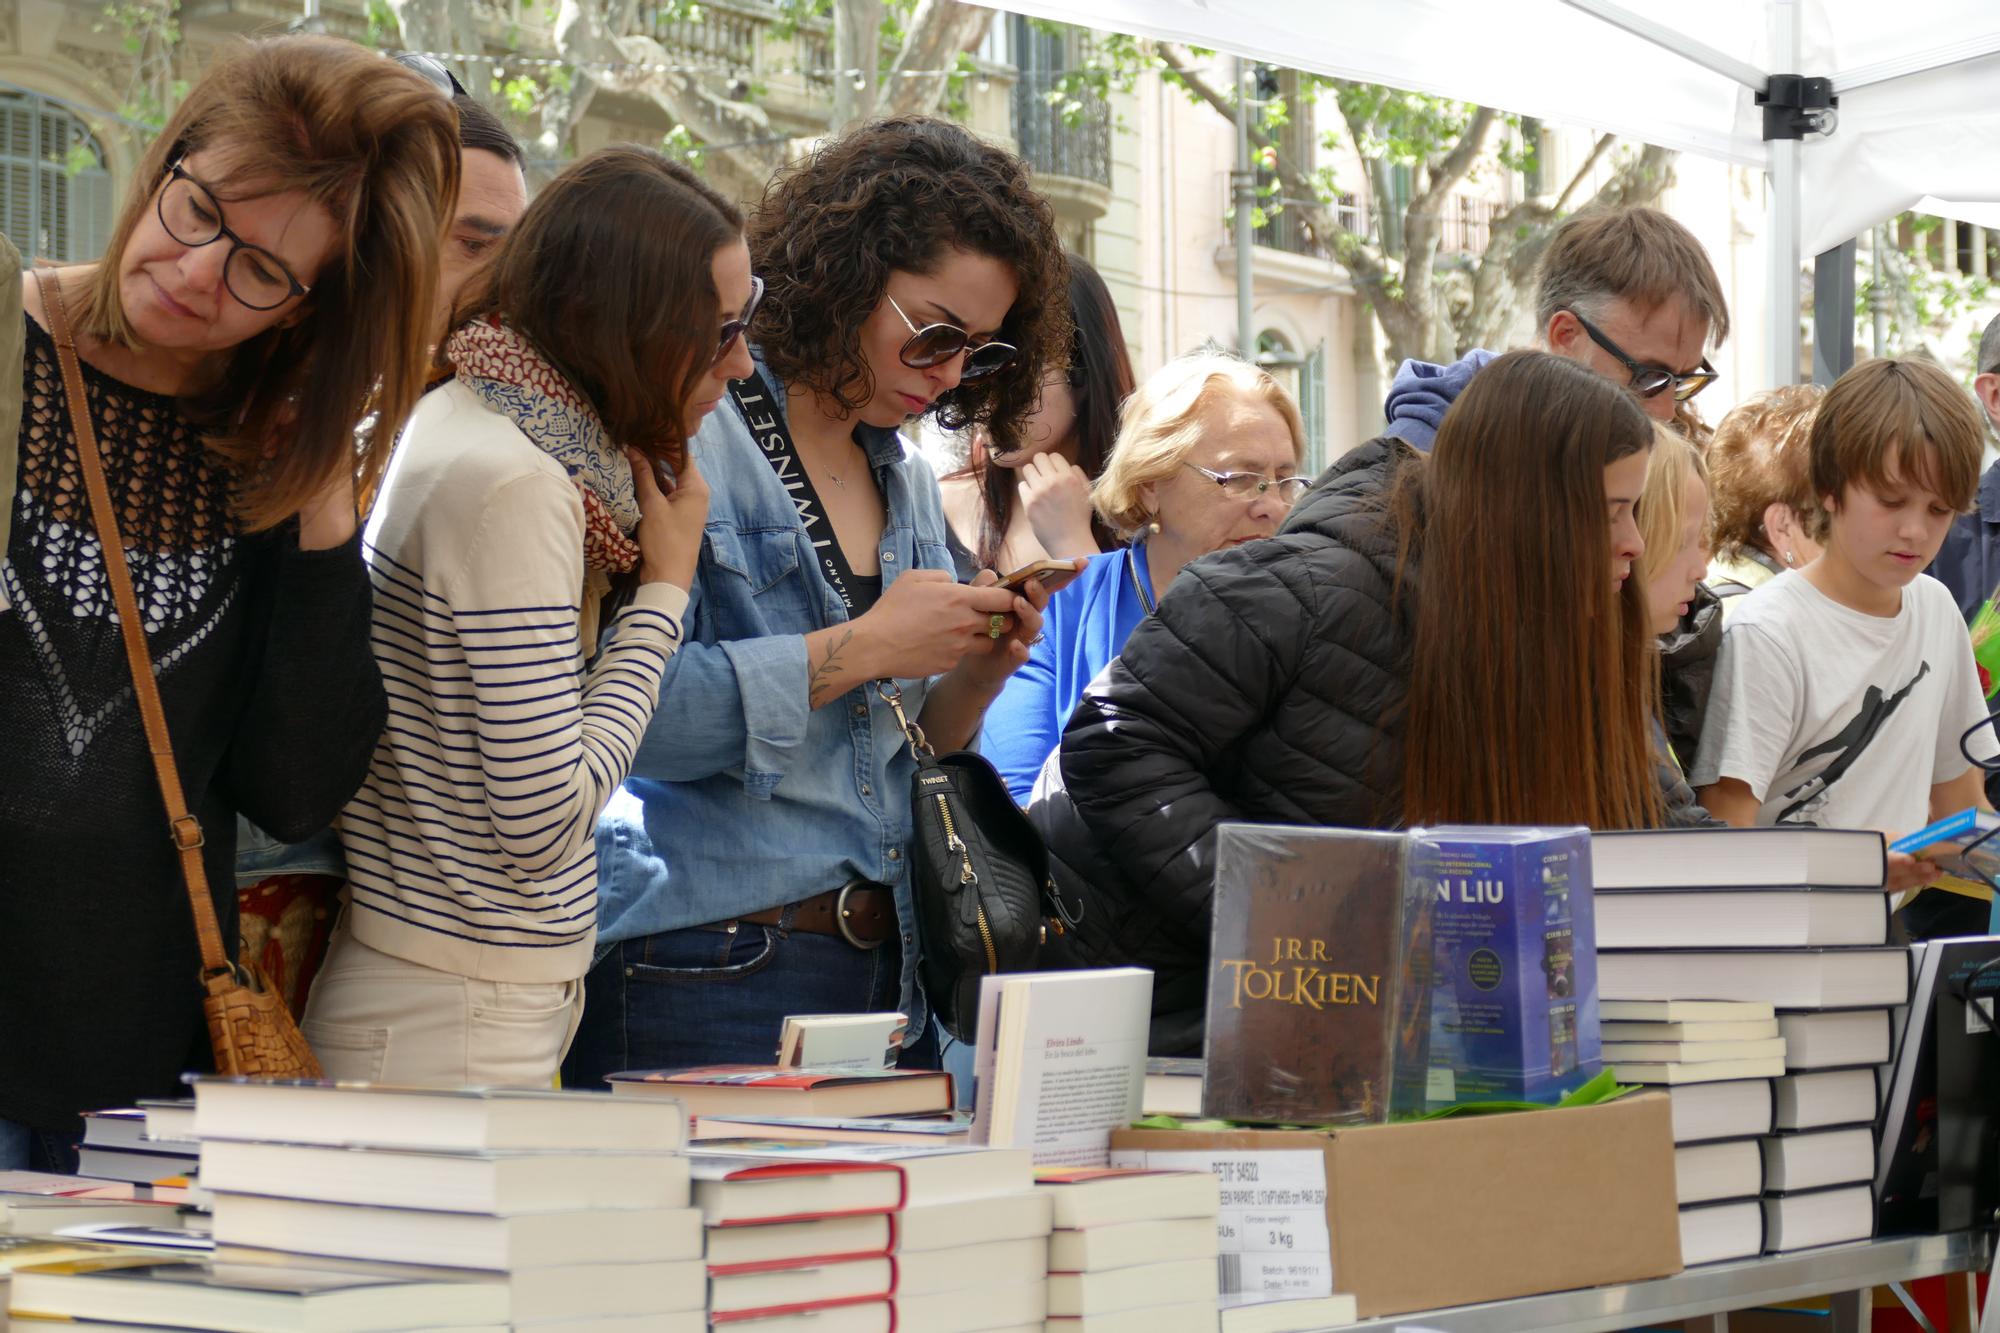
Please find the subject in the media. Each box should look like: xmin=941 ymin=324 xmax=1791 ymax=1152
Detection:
xmin=37 ymin=271 xmax=230 ymax=977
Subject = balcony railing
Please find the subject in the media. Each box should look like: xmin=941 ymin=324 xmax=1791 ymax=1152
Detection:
xmin=1012 ymin=86 xmax=1111 ymax=189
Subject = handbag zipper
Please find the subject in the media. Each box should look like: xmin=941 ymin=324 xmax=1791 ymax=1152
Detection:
xmin=934 ymin=793 xmax=998 ymax=972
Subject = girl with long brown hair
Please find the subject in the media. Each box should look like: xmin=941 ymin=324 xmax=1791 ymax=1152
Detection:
xmin=0 ymin=34 xmax=459 ymax=1162
xmin=1034 ymin=350 xmax=1708 ymax=1054
xmin=302 ymin=147 xmax=740 ymax=1088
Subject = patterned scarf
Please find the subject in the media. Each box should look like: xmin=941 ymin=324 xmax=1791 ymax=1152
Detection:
xmin=445 ymin=319 xmax=642 ymax=573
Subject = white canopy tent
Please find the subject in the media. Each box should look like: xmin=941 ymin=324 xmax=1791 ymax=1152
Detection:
xmin=969 ymin=0 xmax=2000 ymax=390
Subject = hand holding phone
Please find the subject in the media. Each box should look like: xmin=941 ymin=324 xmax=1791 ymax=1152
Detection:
xmin=996 ymin=557 xmax=1086 ymax=595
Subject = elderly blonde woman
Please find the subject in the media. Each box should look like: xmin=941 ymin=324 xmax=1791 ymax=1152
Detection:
xmin=978 ymin=351 xmax=1307 ymax=802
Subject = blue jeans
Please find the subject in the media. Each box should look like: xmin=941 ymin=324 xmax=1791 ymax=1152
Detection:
xmin=0 ymin=1116 xmax=79 ymax=1173
xmin=562 ymin=914 xmax=937 ymax=1091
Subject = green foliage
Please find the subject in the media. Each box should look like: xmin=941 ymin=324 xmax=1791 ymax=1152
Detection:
xmin=365 ymin=0 xmax=396 ymax=46
xmin=493 ymin=71 xmax=545 ymax=115
xmin=662 ymin=123 xmax=704 ymax=171
xmin=63 ymin=141 xmax=101 ymax=178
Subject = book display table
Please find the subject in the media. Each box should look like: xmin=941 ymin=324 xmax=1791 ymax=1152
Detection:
xmin=1333 ymin=1230 xmax=1993 ymax=1333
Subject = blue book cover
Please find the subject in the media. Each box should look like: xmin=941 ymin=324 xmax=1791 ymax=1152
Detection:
xmin=1415 ymin=825 xmax=1601 ymax=1108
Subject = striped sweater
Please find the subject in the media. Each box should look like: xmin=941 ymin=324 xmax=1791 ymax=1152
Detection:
xmin=338 ymin=382 xmax=687 ymax=982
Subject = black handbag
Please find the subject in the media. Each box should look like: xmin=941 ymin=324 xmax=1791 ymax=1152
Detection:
xmin=878 ymin=683 xmax=1082 ymax=1042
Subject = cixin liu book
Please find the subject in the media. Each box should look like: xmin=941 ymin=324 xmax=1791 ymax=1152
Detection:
xmin=1416 ymin=825 xmax=1602 ymax=1108
xmin=1202 ymin=825 xmax=1433 ymax=1124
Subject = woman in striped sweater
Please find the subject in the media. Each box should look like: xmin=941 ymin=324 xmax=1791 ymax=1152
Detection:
xmin=302 ymin=146 xmax=753 ymax=1086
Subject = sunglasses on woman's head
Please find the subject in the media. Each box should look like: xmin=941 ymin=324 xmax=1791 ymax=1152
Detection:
xmin=885 ymin=293 xmax=1017 ymax=381
xmin=390 ymin=52 xmax=468 ymax=97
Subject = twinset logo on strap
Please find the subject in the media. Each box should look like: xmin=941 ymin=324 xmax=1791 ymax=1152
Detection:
xmin=918 ymin=774 xmax=952 ymax=788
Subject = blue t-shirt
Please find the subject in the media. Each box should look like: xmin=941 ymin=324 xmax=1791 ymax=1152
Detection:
xmin=980 ymin=543 xmax=1152 ymax=803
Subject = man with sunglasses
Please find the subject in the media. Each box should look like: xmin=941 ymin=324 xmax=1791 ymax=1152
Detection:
xmin=1364 ymin=207 xmax=1727 ymax=462
xmin=1536 ymin=207 xmax=1727 ymax=424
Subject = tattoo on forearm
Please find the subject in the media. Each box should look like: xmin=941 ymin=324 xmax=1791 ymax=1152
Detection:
xmin=809 ymin=629 xmax=855 ymax=709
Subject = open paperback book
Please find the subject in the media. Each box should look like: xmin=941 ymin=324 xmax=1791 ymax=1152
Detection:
xmin=970 ymin=968 xmax=1152 ymax=1166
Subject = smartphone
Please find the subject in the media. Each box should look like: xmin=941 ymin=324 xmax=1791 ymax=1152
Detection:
xmin=997 ymin=557 xmax=1084 ymax=595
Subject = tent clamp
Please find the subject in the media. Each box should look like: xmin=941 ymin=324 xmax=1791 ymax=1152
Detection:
xmin=1757 ymin=74 xmax=1838 ymax=140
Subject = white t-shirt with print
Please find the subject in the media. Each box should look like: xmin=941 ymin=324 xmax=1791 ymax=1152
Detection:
xmin=1689 ymin=570 xmax=2000 ymax=832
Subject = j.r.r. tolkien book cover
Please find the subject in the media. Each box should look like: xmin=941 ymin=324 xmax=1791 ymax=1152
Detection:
xmin=1415 ymin=826 xmax=1602 ymax=1109
xmin=1202 ymin=825 xmax=1433 ymax=1125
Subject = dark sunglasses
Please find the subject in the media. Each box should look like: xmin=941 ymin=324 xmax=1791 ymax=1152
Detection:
xmin=885 ymin=293 xmax=1017 ymax=381
xmin=715 ymin=275 xmax=763 ymax=366
xmin=390 ymin=52 xmax=468 ymax=97
xmin=1566 ymin=309 xmax=1718 ymax=403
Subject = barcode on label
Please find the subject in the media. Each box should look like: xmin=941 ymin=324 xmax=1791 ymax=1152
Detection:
xmin=1218 ymin=1253 xmax=1246 ymax=1294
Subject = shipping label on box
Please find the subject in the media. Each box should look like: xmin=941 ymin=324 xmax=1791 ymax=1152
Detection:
xmin=1107 ymin=1146 xmax=1332 ymax=1300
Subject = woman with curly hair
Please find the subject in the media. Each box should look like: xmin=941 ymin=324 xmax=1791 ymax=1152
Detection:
xmin=564 ymin=117 xmax=1071 ymax=1079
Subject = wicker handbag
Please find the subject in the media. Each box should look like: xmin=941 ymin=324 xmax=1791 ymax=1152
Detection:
xmin=38 ymin=272 xmax=322 ymax=1081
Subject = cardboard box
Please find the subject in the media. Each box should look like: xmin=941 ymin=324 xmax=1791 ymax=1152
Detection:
xmin=1110 ymin=1091 xmax=1681 ymax=1318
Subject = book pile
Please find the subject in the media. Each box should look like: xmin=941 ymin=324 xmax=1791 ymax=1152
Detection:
xmin=690 ymin=1138 xmax=1048 ymax=1331
xmin=159 ymin=1079 xmax=701 ymax=1332
xmin=75 ymin=1104 xmax=199 ymax=1196
xmin=1594 ymin=827 xmax=1902 ymax=1259
xmin=1038 ymin=1167 xmax=1224 ymax=1333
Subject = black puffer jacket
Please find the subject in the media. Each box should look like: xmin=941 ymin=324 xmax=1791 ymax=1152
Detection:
xmin=1031 ymin=440 xmax=1717 ymax=1055
xmin=1031 ymin=442 xmax=1415 ymax=1054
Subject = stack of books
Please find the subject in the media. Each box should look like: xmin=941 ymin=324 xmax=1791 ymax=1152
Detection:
xmin=188 ymin=1079 xmax=705 ymax=1331
xmin=690 ymin=1138 xmax=1045 ymax=1331
xmin=75 ymin=1106 xmax=199 ymax=1194
xmin=1037 ymin=1167 xmax=1224 ymax=1332
xmin=1599 ymin=998 xmax=1777 ymax=1264
xmin=1594 ymin=827 xmax=1903 ymax=1258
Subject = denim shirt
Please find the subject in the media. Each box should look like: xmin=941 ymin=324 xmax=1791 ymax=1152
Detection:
xmin=595 ymin=354 xmax=953 ymax=1030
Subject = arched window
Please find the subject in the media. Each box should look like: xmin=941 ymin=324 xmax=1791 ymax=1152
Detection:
xmin=1256 ymin=329 xmax=1326 ymax=472
xmin=0 ymin=93 xmax=114 ymax=262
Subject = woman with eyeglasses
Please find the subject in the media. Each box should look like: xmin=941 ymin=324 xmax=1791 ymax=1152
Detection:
xmin=1032 ymin=352 xmax=1716 ymax=1055
xmin=940 ymin=253 xmax=1133 ymax=575
xmin=980 ymin=352 xmax=1307 ymax=804
xmin=564 ymin=117 xmax=1069 ymax=1082
xmin=0 ymin=35 xmax=458 ymax=1166
xmin=299 ymin=146 xmax=740 ymax=1088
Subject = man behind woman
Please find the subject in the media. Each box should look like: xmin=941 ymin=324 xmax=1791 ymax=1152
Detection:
xmin=1 ymin=35 xmax=459 ymax=1161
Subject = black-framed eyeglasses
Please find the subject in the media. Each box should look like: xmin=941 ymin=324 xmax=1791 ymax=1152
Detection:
xmin=156 ymin=160 xmax=311 ymax=312
xmin=716 ymin=275 xmax=763 ymax=366
xmin=1566 ymin=309 xmax=1718 ymax=403
xmin=885 ymin=293 xmax=1017 ymax=382
xmin=390 ymin=51 xmax=468 ymax=97
xmin=1185 ymin=462 xmax=1309 ymax=505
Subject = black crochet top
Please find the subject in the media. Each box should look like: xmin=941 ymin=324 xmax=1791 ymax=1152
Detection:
xmin=0 ymin=314 xmax=386 ymax=1132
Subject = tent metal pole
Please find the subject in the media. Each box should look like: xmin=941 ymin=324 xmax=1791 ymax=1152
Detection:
xmin=1558 ymin=0 xmax=1766 ymax=90
xmin=1765 ymin=0 xmax=1803 ymax=388
xmin=1812 ymin=239 xmax=1857 ymax=386
xmin=1234 ymin=56 xmax=1256 ymax=357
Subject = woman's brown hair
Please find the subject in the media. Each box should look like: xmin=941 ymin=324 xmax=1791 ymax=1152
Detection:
xmin=746 ymin=116 xmax=1070 ymax=452
xmin=449 ymin=145 xmax=742 ymax=472
xmin=1392 ymin=350 xmax=1664 ymax=830
xmin=71 ymin=35 xmax=461 ymax=532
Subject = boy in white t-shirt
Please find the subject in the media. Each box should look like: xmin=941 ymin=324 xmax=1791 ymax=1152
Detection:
xmin=1691 ymin=358 xmax=1999 ymax=895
